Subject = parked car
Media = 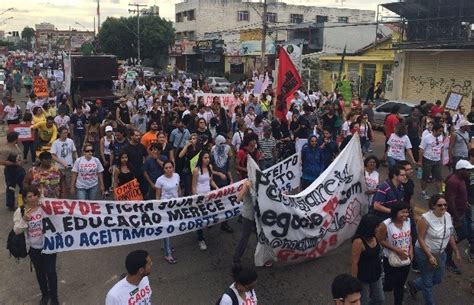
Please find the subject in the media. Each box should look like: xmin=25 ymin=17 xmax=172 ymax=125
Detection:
xmin=372 ymin=100 xmax=417 ymax=129
xmin=206 ymin=77 xmax=231 ymax=93
xmin=142 ymin=67 xmax=156 ymax=78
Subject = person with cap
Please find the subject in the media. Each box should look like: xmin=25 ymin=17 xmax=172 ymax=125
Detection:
xmin=258 ymin=125 xmax=277 ymax=170
xmin=444 ymin=159 xmax=474 ymax=274
xmin=331 ymin=273 xmax=362 ymax=305
xmin=449 ymin=119 xmax=472 ymax=169
xmin=100 ymin=125 xmax=115 ymax=195
xmin=211 ymin=134 xmax=234 ymax=233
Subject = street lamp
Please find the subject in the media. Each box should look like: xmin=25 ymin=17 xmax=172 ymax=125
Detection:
xmin=75 ymin=22 xmax=89 ymax=31
xmin=0 ymin=16 xmax=13 ymax=26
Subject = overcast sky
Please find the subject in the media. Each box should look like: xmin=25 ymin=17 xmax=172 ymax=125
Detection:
xmin=2 ymin=0 xmax=390 ymax=32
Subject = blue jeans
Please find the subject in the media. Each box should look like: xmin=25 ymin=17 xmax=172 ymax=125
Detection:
xmin=387 ymin=156 xmax=400 ymax=168
xmin=163 ymin=238 xmax=173 ymax=256
xmin=360 ymin=277 xmax=384 ymax=305
xmin=76 ymin=185 xmax=99 ymax=200
xmin=414 ymin=247 xmax=446 ymax=305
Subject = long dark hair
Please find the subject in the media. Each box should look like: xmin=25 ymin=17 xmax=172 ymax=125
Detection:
xmin=119 ymin=151 xmax=135 ymax=173
xmin=196 ymin=150 xmax=212 ymax=175
xmin=352 ymin=214 xmax=380 ymax=241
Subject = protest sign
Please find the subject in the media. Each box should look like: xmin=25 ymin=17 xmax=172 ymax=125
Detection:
xmin=42 ymin=180 xmax=245 ymax=253
xmin=444 ymin=91 xmax=464 ymax=111
xmin=252 ymin=135 xmax=367 ymax=265
xmin=8 ymin=124 xmax=34 ymax=141
xmin=33 ymin=77 xmax=49 ymax=97
xmin=114 ymin=178 xmax=143 ymax=201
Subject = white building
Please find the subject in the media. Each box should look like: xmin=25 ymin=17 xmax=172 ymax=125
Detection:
xmin=174 ymin=0 xmax=375 ymax=40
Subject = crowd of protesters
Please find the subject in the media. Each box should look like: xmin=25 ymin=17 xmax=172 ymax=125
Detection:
xmin=1 ymin=52 xmax=474 ymax=305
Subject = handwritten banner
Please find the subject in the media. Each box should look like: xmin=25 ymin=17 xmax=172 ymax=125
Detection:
xmin=8 ymin=124 xmax=34 ymax=141
xmin=114 ymin=179 xmax=143 ymax=201
xmin=251 ymin=135 xmax=367 ymax=265
xmin=42 ymin=180 xmax=245 ymax=253
xmin=33 ymin=77 xmax=49 ymax=98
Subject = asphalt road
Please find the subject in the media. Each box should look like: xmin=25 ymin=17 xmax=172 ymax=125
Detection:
xmin=0 ymin=88 xmax=472 ymax=305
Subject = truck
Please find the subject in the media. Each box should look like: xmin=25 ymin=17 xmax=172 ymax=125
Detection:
xmin=63 ymin=54 xmax=119 ymax=108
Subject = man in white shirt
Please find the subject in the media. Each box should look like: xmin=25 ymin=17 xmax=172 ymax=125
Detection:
xmin=106 ymin=250 xmax=153 ymax=305
xmin=452 ymin=105 xmax=466 ymax=131
xmin=418 ymin=123 xmax=444 ymax=199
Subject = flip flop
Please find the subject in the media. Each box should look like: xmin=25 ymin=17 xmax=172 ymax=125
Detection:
xmin=164 ymin=256 xmax=177 ymax=264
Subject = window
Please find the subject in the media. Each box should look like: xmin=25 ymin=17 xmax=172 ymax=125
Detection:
xmin=187 ymin=9 xmax=195 ymax=21
xmin=175 ymin=32 xmax=182 ymax=39
xmin=188 ymin=31 xmax=195 ymax=39
xmin=290 ymin=14 xmax=304 ymax=24
xmin=266 ymin=12 xmax=277 ymax=23
xmin=176 ymin=13 xmax=183 ymax=23
xmin=338 ymin=16 xmax=349 ymax=23
xmin=316 ymin=15 xmax=328 ymax=23
xmin=237 ymin=10 xmax=250 ymax=21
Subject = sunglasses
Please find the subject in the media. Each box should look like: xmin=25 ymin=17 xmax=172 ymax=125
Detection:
xmin=84 ymin=149 xmax=94 ymax=153
xmin=436 ymin=203 xmax=448 ymax=207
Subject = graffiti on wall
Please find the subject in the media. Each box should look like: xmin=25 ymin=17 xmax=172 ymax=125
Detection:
xmin=410 ymin=76 xmax=472 ymax=97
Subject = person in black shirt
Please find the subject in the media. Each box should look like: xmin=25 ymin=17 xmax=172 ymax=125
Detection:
xmin=69 ymin=106 xmax=87 ymax=155
xmin=404 ymin=107 xmax=422 ymax=162
xmin=116 ymin=97 xmax=131 ymax=127
xmin=122 ymin=129 xmax=148 ymax=196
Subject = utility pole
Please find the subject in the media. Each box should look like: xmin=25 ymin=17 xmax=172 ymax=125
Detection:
xmin=260 ymin=0 xmax=268 ymax=71
xmin=129 ymin=3 xmax=147 ymax=66
xmin=97 ymin=0 xmax=101 ymax=32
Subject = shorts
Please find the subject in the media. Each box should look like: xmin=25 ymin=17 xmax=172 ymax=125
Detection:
xmin=422 ymin=157 xmax=442 ymax=182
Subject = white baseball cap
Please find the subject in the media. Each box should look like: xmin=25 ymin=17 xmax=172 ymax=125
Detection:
xmin=455 ymin=159 xmax=474 ymax=170
xmin=105 ymin=126 xmax=113 ymax=132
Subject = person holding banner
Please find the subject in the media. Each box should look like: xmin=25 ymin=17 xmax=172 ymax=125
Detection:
xmin=301 ymin=135 xmax=324 ymax=189
xmin=24 ymin=151 xmax=63 ymax=198
xmin=376 ymin=202 xmax=413 ymax=305
xmin=155 ymin=160 xmax=180 ymax=264
xmin=178 ymin=133 xmax=201 ymax=196
xmin=13 ymin=186 xmax=60 ymax=305
xmin=71 ymin=143 xmax=105 ymax=200
xmin=113 ymin=151 xmax=136 ymax=194
xmin=192 ymin=151 xmax=219 ymax=251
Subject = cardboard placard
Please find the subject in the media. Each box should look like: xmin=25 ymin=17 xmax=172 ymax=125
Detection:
xmin=114 ymin=178 xmax=143 ymax=201
xmin=444 ymin=91 xmax=464 ymax=111
xmin=33 ymin=77 xmax=49 ymax=98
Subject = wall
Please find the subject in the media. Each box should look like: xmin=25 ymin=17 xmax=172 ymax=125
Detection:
xmin=175 ymin=0 xmax=375 ymax=38
xmin=401 ymin=51 xmax=474 ymax=105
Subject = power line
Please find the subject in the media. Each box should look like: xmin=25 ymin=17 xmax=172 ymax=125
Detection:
xmin=128 ymin=2 xmax=148 ymax=64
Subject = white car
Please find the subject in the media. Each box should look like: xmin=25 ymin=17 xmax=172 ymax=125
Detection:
xmin=206 ymin=77 xmax=231 ymax=93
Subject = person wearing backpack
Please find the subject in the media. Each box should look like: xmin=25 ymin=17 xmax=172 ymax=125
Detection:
xmin=217 ymin=266 xmax=258 ymax=305
xmin=13 ymin=185 xmax=59 ymax=305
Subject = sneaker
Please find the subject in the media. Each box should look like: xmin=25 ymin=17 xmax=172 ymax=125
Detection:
xmin=421 ymin=191 xmax=430 ymax=200
xmin=446 ymin=263 xmax=462 ymax=274
xmin=198 ymin=240 xmax=207 ymax=251
xmin=465 ymin=248 xmax=474 ymax=263
xmin=407 ymin=280 xmax=418 ymax=299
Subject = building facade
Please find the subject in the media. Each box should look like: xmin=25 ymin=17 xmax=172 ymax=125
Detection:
xmin=382 ymin=0 xmax=474 ymax=105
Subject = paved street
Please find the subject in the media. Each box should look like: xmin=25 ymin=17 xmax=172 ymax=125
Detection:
xmin=0 ymin=89 xmax=472 ymax=305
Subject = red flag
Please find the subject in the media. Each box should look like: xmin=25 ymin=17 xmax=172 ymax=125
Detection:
xmin=276 ymin=47 xmax=303 ymax=106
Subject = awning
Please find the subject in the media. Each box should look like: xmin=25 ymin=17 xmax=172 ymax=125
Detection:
xmin=381 ymin=2 xmax=430 ymax=19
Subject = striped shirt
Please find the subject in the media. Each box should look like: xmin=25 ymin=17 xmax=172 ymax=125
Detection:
xmin=373 ymin=179 xmax=404 ymax=220
xmin=258 ymin=136 xmax=276 ymax=160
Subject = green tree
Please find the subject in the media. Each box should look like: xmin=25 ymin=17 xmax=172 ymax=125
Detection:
xmin=98 ymin=15 xmax=174 ymax=65
xmin=21 ymin=26 xmax=35 ymax=43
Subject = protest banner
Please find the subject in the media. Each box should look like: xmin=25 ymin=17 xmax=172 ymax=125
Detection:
xmin=33 ymin=77 xmax=49 ymax=97
xmin=114 ymin=178 xmax=143 ymax=201
xmin=42 ymin=180 xmax=246 ymax=253
xmin=252 ymin=135 xmax=367 ymax=265
xmin=195 ymin=93 xmax=240 ymax=115
xmin=8 ymin=124 xmax=34 ymax=141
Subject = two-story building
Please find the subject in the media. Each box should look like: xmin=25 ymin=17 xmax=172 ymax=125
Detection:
xmin=382 ymin=0 xmax=474 ymax=106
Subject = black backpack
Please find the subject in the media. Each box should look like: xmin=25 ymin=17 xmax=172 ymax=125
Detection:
xmin=6 ymin=207 xmax=28 ymax=259
xmin=215 ymin=287 xmax=239 ymax=305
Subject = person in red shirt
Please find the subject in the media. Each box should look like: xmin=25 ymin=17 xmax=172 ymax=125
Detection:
xmin=383 ymin=105 xmax=401 ymax=164
xmin=431 ymin=100 xmax=444 ymax=117
xmin=235 ymin=133 xmax=261 ymax=180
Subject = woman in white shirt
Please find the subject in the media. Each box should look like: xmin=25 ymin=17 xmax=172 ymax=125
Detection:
xmin=155 ymin=160 xmax=180 ymax=264
xmin=387 ymin=123 xmax=416 ymax=168
xmin=13 ymin=186 xmax=60 ymax=305
xmin=364 ymin=156 xmax=380 ymax=209
xmin=376 ymin=203 xmax=413 ymax=305
xmin=218 ymin=266 xmax=258 ymax=305
xmin=71 ymin=143 xmax=105 ymax=200
xmin=407 ymin=194 xmax=460 ymax=304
